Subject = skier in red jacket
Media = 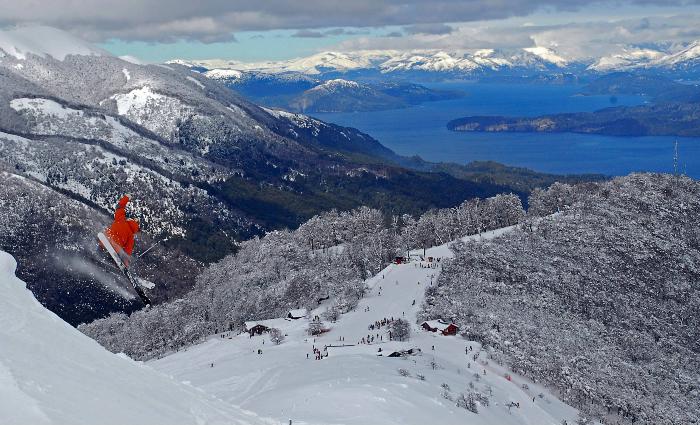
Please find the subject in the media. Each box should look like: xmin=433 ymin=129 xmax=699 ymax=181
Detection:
xmin=105 ymin=195 xmax=140 ymax=267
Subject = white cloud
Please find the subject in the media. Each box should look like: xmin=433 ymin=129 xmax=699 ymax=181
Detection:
xmin=0 ymin=0 xmax=698 ymax=43
xmin=334 ymin=14 xmax=700 ymax=61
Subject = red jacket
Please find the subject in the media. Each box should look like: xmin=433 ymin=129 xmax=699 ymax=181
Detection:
xmin=106 ymin=195 xmax=139 ymax=256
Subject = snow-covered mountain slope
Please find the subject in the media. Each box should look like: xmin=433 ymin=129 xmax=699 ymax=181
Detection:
xmin=522 ymin=47 xmax=568 ymax=67
xmin=173 ymin=51 xmax=394 ymax=76
xmin=588 ymin=48 xmax=665 ymax=72
xmin=151 ymin=226 xmax=582 ymax=425
xmin=654 ymin=40 xmax=700 ymax=69
xmin=0 ymin=250 xmax=266 ymax=425
xmin=0 ymin=25 xmax=105 ymax=61
xmin=589 ymin=42 xmax=700 ymax=72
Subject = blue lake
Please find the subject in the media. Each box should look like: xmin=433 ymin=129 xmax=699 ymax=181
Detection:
xmin=311 ymin=82 xmax=700 ymax=178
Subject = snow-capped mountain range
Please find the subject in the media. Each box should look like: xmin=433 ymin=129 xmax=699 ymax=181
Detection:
xmin=171 ymin=48 xmax=570 ymax=77
xmin=173 ymin=42 xmax=700 ymax=78
xmin=589 ymin=42 xmax=700 ymax=71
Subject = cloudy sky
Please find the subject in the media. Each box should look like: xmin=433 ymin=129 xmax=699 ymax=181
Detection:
xmin=3 ymin=0 xmax=700 ymax=62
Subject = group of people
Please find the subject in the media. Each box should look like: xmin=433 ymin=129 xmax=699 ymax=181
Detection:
xmin=357 ymin=317 xmax=399 ymax=345
xmin=359 ymin=333 xmax=383 ymax=345
xmin=368 ymin=317 xmax=394 ymax=331
xmin=309 ymin=345 xmax=328 ymax=360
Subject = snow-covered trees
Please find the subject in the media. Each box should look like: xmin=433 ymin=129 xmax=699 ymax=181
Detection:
xmin=269 ymin=328 xmax=285 ymax=345
xmin=425 ymin=173 xmax=700 ymax=424
xmin=390 ymin=319 xmax=411 ymax=342
xmin=399 ymin=194 xmax=524 ymax=250
xmin=308 ymin=320 xmax=325 ymax=336
xmin=527 ymin=182 xmax=575 ymax=216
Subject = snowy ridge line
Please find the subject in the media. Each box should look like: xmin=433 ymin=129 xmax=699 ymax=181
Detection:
xmin=1 ymin=166 xmax=111 ymax=219
xmin=11 ymin=93 xmax=173 ymax=146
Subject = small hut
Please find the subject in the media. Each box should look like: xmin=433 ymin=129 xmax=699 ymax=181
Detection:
xmin=244 ymin=321 xmax=269 ymax=336
xmin=421 ymin=320 xmax=458 ymax=336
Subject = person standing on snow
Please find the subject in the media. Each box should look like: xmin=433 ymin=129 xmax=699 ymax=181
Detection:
xmin=104 ymin=195 xmax=140 ymax=267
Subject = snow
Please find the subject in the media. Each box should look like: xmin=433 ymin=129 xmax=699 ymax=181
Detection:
xmin=288 ymin=308 xmax=308 ymax=318
xmin=523 ymin=47 xmax=568 ymax=67
xmin=167 ymin=48 xmax=577 ymax=76
xmin=10 ymin=97 xmax=76 ymax=119
xmin=122 ymin=68 xmax=131 ymax=81
xmin=118 ymin=55 xmax=144 ymax=65
xmin=165 ymin=59 xmax=195 ymax=67
xmin=588 ymin=42 xmax=700 ymax=71
xmin=151 ymin=225 xmax=582 ymax=425
xmin=655 ymin=40 xmax=700 ymax=67
xmin=588 ymin=48 xmax=665 ymax=71
xmin=112 ymin=86 xmax=166 ymax=116
xmin=187 ymin=75 xmax=206 ymax=89
xmin=0 ymin=251 xmax=265 ymax=425
xmin=204 ymin=69 xmax=243 ymax=80
xmin=309 ymin=79 xmax=361 ymax=92
xmin=0 ymin=25 xmax=104 ymax=61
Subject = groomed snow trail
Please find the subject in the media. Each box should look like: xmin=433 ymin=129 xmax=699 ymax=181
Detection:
xmin=152 ymin=226 xmax=582 ymax=425
xmin=0 ymin=251 xmax=268 ymax=425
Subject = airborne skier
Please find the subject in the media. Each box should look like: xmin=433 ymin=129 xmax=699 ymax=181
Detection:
xmin=98 ymin=194 xmax=151 ymax=306
xmin=105 ymin=195 xmax=140 ymax=267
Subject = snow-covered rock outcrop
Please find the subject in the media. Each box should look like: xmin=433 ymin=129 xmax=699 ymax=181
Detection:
xmin=0 ymin=251 xmax=263 ymax=425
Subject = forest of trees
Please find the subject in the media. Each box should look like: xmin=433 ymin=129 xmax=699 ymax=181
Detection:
xmin=80 ymin=193 xmax=524 ymax=359
xmin=423 ymin=174 xmax=700 ymax=424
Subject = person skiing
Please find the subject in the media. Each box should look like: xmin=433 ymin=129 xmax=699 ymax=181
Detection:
xmin=104 ymin=195 xmax=140 ymax=267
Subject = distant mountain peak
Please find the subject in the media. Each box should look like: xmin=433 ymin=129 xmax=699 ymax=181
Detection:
xmin=523 ymin=46 xmax=568 ymax=67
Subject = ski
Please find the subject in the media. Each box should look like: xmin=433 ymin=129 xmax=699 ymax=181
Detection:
xmin=98 ymin=232 xmax=152 ymax=306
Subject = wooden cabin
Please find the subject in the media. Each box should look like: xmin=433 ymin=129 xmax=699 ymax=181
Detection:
xmin=244 ymin=321 xmax=269 ymax=336
xmin=421 ymin=320 xmax=458 ymax=336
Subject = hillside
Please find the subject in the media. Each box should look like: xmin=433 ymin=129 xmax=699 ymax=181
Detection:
xmin=204 ymin=72 xmax=464 ymax=112
xmin=425 ymin=174 xmax=700 ymax=424
xmin=447 ymin=101 xmax=700 ymax=137
xmin=0 ymin=250 xmax=265 ymax=425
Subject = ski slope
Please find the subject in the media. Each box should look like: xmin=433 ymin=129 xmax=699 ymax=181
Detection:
xmin=0 ymin=251 xmax=267 ymax=425
xmin=152 ymin=226 xmax=582 ymax=425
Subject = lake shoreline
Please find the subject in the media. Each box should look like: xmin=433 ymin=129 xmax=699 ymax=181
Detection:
xmin=311 ymin=82 xmax=700 ymax=178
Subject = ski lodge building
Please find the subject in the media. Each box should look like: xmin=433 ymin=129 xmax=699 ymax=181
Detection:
xmin=244 ymin=321 xmax=269 ymax=336
xmin=421 ymin=320 xmax=458 ymax=336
